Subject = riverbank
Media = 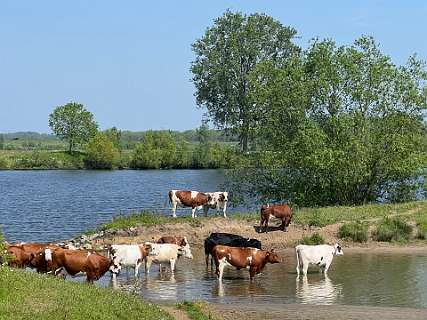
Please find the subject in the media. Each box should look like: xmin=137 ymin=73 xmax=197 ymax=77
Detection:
xmin=78 ymin=200 xmax=427 ymax=251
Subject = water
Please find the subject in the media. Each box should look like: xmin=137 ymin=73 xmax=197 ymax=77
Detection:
xmin=0 ymin=170 xmax=232 ymax=242
xmin=108 ymin=249 xmax=427 ymax=309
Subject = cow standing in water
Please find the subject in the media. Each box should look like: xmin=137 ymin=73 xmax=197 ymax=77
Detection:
xmin=168 ymin=190 xmax=215 ymax=218
xmin=295 ymin=244 xmax=343 ymax=277
xmin=212 ymin=245 xmax=280 ymax=280
xmin=260 ymin=204 xmax=293 ymax=233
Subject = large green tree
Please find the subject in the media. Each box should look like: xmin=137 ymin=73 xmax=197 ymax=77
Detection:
xmin=85 ymin=132 xmax=119 ymax=169
xmin=48 ymin=102 xmax=98 ymax=153
xmin=228 ymin=36 xmax=427 ymax=206
xmin=191 ymin=10 xmax=299 ymax=152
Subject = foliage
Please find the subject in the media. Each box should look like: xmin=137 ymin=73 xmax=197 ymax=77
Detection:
xmin=301 ymin=233 xmax=325 ymax=245
xmin=0 ymin=134 xmax=4 ymax=150
xmin=0 ymin=156 xmax=10 ymax=169
xmin=0 ymin=229 xmax=9 ymax=267
xmin=85 ymin=132 xmax=119 ymax=169
xmin=11 ymin=151 xmax=84 ymax=169
xmin=228 ymin=35 xmax=427 ymax=206
xmin=48 ymin=102 xmax=98 ymax=153
xmin=191 ymin=10 xmax=299 ymax=152
xmin=373 ymin=217 xmax=413 ymax=242
xmin=415 ymin=216 xmax=427 ymax=240
xmin=176 ymin=301 xmax=218 ymax=320
xmin=0 ymin=268 xmax=172 ymax=320
xmin=338 ymin=222 xmax=369 ymax=242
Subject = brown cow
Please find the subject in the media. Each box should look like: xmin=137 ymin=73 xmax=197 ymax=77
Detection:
xmin=7 ymin=243 xmax=59 ymax=269
xmin=157 ymin=236 xmax=188 ymax=247
xmin=260 ymin=204 xmax=293 ymax=233
xmin=43 ymin=248 xmax=115 ymax=283
xmin=212 ymin=245 xmax=281 ymax=280
xmin=168 ymin=190 xmax=214 ymax=218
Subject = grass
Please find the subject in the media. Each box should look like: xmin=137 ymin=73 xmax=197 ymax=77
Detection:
xmin=338 ymin=222 xmax=369 ymax=243
xmin=176 ymin=301 xmax=218 ymax=320
xmin=415 ymin=215 xmax=427 ymax=240
xmin=300 ymin=233 xmax=325 ymax=245
xmin=0 ymin=267 xmax=172 ymax=320
xmin=372 ymin=217 xmax=413 ymax=242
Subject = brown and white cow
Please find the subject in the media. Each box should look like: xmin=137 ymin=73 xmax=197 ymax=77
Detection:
xmin=212 ymin=245 xmax=281 ymax=280
xmin=204 ymin=192 xmax=229 ymax=217
xmin=157 ymin=236 xmax=188 ymax=247
xmin=7 ymin=242 xmax=60 ymax=270
xmin=168 ymin=190 xmax=215 ymax=218
xmin=260 ymin=204 xmax=293 ymax=233
xmin=42 ymin=248 xmax=116 ymax=283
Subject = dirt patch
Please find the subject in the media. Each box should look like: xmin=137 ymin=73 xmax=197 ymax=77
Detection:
xmin=160 ymin=305 xmax=191 ymax=320
xmin=89 ymin=217 xmax=427 ymax=251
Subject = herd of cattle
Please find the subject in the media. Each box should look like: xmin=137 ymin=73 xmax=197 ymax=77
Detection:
xmin=3 ymin=190 xmax=344 ymax=286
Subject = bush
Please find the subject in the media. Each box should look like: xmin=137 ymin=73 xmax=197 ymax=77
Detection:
xmin=301 ymin=232 xmax=325 ymax=245
xmin=0 ymin=157 xmax=9 ymax=169
xmin=0 ymin=229 xmax=9 ymax=267
xmin=373 ymin=217 xmax=413 ymax=242
xmin=85 ymin=132 xmax=119 ymax=169
xmin=338 ymin=222 xmax=369 ymax=242
xmin=415 ymin=218 xmax=427 ymax=240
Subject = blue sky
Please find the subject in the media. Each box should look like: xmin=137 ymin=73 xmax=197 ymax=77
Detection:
xmin=1 ymin=0 xmax=426 ymax=133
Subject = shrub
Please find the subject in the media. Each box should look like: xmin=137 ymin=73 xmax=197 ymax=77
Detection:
xmin=415 ymin=218 xmax=427 ymax=240
xmin=301 ymin=232 xmax=325 ymax=245
xmin=0 ymin=229 xmax=9 ymax=267
xmin=338 ymin=222 xmax=369 ymax=242
xmin=85 ymin=132 xmax=119 ymax=169
xmin=0 ymin=157 xmax=9 ymax=169
xmin=373 ymin=217 xmax=413 ymax=242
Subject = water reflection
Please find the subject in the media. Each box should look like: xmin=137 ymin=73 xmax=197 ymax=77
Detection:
xmin=296 ymin=274 xmax=342 ymax=305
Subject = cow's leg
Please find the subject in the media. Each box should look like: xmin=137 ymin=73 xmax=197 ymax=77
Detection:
xmin=265 ymin=218 xmax=269 ymax=233
xmin=172 ymin=201 xmax=177 ymax=218
xmin=218 ymin=258 xmax=227 ymax=280
xmin=323 ymin=262 xmax=331 ymax=274
xmin=222 ymin=203 xmax=227 ymax=218
xmin=203 ymin=205 xmax=209 ymax=217
xmin=191 ymin=207 xmax=197 ymax=218
xmin=135 ymin=260 xmax=141 ymax=278
xmin=249 ymin=266 xmax=257 ymax=280
xmin=170 ymin=258 xmax=176 ymax=272
xmin=214 ymin=257 xmax=221 ymax=279
xmin=302 ymin=262 xmax=308 ymax=276
xmin=205 ymin=254 xmax=209 ymax=267
xmin=145 ymin=258 xmax=152 ymax=273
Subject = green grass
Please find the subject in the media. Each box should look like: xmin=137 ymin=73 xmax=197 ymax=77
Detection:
xmin=0 ymin=268 xmax=172 ymax=320
xmin=176 ymin=301 xmax=218 ymax=320
xmin=415 ymin=215 xmax=427 ymax=240
xmin=372 ymin=217 xmax=413 ymax=242
xmin=300 ymin=233 xmax=325 ymax=245
xmin=338 ymin=222 xmax=369 ymax=242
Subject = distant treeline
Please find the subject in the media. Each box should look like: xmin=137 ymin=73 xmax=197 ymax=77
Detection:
xmin=0 ymin=129 xmax=238 ymax=151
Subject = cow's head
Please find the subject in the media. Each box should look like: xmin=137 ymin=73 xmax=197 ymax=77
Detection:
xmin=178 ymin=245 xmax=193 ymax=259
xmin=109 ymin=258 xmax=122 ymax=275
xmin=29 ymin=250 xmax=48 ymax=272
xmin=334 ymin=244 xmax=343 ymax=256
xmin=218 ymin=192 xmax=228 ymax=203
xmin=206 ymin=194 xmax=216 ymax=206
xmin=144 ymin=243 xmax=159 ymax=256
xmin=266 ymin=249 xmax=281 ymax=264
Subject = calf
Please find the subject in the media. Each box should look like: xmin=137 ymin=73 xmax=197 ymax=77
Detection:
xmin=108 ymin=243 xmax=156 ymax=279
xmin=43 ymin=248 xmax=117 ymax=283
xmin=204 ymin=233 xmax=262 ymax=267
xmin=157 ymin=236 xmax=188 ymax=247
xmin=144 ymin=243 xmax=193 ymax=273
xmin=168 ymin=190 xmax=215 ymax=218
xmin=212 ymin=245 xmax=280 ymax=280
xmin=260 ymin=204 xmax=293 ymax=233
xmin=295 ymin=244 xmax=343 ymax=277
xmin=203 ymin=192 xmax=229 ymax=217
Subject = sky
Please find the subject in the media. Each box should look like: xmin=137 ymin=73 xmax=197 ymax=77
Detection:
xmin=1 ymin=0 xmax=426 ymax=133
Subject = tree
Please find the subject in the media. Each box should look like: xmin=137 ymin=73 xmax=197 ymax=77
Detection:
xmin=191 ymin=10 xmax=299 ymax=152
xmin=104 ymin=127 xmax=122 ymax=154
xmin=228 ymin=36 xmax=427 ymax=206
xmin=0 ymin=134 xmax=4 ymax=150
xmin=48 ymin=102 xmax=98 ymax=153
xmin=85 ymin=132 xmax=119 ymax=169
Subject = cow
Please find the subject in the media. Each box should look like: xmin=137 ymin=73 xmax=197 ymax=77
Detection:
xmin=42 ymin=247 xmax=118 ymax=283
xmin=260 ymin=203 xmax=293 ymax=233
xmin=212 ymin=245 xmax=281 ymax=280
xmin=204 ymin=233 xmax=262 ymax=268
xmin=203 ymin=192 xmax=229 ymax=217
xmin=295 ymin=244 xmax=343 ymax=277
xmin=108 ymin=243 xmax=157 ymax=280
xmin=157 ymin=236 xmax=189 ymax=247
xmin=144 ymin=243 xmax=193 ymax=273
xmin=168 ymin=190 xmax=215 ymax=218
xmin=6 ymin=243 xmax=59 ymax=270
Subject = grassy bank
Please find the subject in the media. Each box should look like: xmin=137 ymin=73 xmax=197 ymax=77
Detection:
xmin=0 ymin=267 xmax=172 ymax=320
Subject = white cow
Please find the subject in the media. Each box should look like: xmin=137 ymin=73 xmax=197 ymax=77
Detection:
xmin=144 ymin=243 xmax=193 ymax=273
xmin=295 ymin=244 xmax=343 ymax=277
xmin=109 ymin=243 xmax=157 ymax=280
xmin=203 ymin=192 xmax=229 ymax=217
